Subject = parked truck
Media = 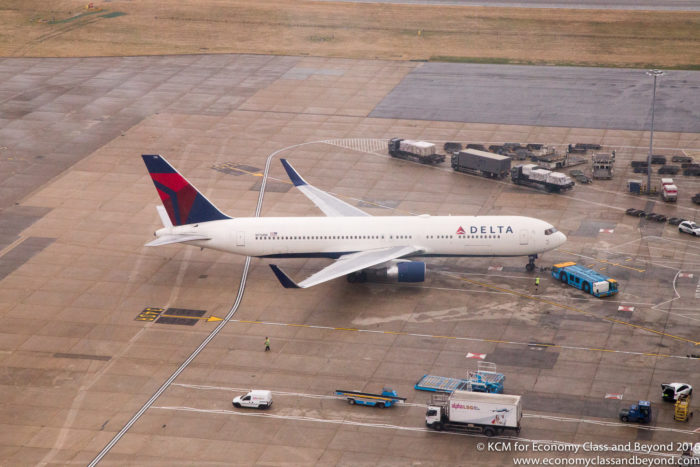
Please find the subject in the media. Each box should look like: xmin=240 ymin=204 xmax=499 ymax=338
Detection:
xmin=426 ymin=391 xmax=522 ymax=436
xmin=388 ymin=138 xmax=445 ymax=164
xmin=451 ymin=149 xmax=511 ymax=179
xmin=511 ymin=164 xmax=575 ymax=192
xmin=661 ymin=178 xmax=678 ymax=202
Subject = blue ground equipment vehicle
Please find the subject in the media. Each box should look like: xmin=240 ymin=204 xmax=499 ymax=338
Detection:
xmin=336 ymin=388 xmax=405 ymax=408
xmin=551 ymin=262 xmax=618 ymax=297
xmin=415 ymin=362 xmax=505 ymax=394
xmin=619 ymin=400 xmax=651 ymax=423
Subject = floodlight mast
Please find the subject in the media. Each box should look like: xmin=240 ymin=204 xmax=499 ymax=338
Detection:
xmin=645 ymin=69 xmax=664 ymax=194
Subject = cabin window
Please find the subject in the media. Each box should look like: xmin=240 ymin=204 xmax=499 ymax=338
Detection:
xmin=544 ymin=227 xmax=558 ymax=236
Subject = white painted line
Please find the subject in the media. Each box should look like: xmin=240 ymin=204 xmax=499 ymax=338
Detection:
xmin=170 ymin=383 xmax=700 ymax=436
xmin=152 ymin=405 xmax=697 ymax=448
xmin=231 ymin=319 xmax=694 ymax=360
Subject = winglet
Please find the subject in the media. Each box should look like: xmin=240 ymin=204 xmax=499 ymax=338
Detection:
xmin=280 ymin=159 xmax=307 ymax=187
xmin=269 ymin=264 xmax=301 ymax=288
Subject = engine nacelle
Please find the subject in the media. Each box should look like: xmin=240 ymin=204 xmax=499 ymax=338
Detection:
xmin=350 ymin=261 xmax=426 ymax=283
xmin=394 ymin=261 xmax=426 ymax=282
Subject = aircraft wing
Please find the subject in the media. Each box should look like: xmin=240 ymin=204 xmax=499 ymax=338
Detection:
xmin=145 ymin=234 xmax=211 ymax=247
xmin=280 ymin=159 xmax=370 ymax=217
xmin=269 ymin=245 xmax=421 ymax=288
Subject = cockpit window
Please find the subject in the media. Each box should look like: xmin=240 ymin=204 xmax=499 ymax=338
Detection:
xmin=544 ymin=227 xmax=558 ymax=236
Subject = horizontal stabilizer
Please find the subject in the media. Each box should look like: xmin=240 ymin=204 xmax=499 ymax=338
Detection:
xmin=145 ymin=234 xmax=211 ymax=247
xmin=269 ymin=265 xmax=300 ymax=289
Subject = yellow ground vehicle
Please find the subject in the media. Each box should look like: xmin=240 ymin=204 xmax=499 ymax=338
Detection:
xmin=674 ymin=395 xmax=691 ymax=422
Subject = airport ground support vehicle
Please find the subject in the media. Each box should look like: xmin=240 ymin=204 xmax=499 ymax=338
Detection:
xmin=551 ymin=262 xmax=618 ymax=297
xmin=232 ymin=390 xmax=272 ymax=409
xmin=426 ymin=391 xmax=522 ymax=436
xmin=415 ymin=362 xmax=505 ymax=394
xmin=619 ymin=400 xmax=651 ymax=423
xmin=451 ymin=149 xmax=511 ymax=179
xmin=335 ymin=388 xmax=405 ymax=408
xmin=388 ymin=138 xmax=445 ymax=164
xmin=662 ymin=178 xmax=678 ymax=202
xmin=662 ymin=383 xmax=693 ymax=402
xmin=679 ymin=221 xmax=700 ymax=236
xmin=674 ymin=395 xmax=692 ymax=422
xmin=570 ymin=169 xmax=591 ymax=184
xmin=592 ymin=153 xmax=614 ymax=179
xmin=511 ymin=164 xmax=575 ymax=192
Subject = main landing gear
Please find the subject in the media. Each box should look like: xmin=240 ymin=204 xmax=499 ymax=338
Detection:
xmin=347 ymin=271 xmax=367 ymax=283
xmin=526 ymin=254 xmax=537 ymax=272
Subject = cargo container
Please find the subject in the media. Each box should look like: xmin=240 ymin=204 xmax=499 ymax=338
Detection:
xmin=388 ymin=138 xmax=445 ymax=164
xmin=451 ymin=149 xmax=511 ymax=178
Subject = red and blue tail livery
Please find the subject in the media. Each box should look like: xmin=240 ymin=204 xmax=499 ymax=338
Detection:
xmin=142 ymin=155 xmax=230 ymax=226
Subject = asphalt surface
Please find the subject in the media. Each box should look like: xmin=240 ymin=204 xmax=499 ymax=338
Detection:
xmin=370 ymin=63 xmax=700 ymax=133
xmin=315 ymin=0 xmax=700 ymax=11
xmin=0 ymin=54 xmax=699 ymax=465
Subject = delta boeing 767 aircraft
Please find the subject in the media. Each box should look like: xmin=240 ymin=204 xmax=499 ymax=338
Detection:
xmin=142 ymin=155 xmax=566 ymax=288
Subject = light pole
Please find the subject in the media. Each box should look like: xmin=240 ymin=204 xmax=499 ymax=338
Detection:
xmin=645 ymin=69 xmax=664 ymax=194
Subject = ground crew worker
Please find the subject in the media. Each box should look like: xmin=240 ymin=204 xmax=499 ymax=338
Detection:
xmin=264 ymin=337 xmax=270 ymax=352
xmin=535 ymin=277 xmax=540 ymax=292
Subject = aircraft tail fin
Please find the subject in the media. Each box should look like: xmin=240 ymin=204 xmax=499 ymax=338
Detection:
xmin=142 ymin=154 xmax=230 ymax=226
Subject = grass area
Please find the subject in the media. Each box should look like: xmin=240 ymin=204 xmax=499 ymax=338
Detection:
xmin=0 ymin=0 xmax=698 ymax=69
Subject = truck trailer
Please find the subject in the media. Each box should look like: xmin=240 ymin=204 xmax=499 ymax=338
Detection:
xmin=388 ymin=138 xmax=445 ymax=164
xmin=426 ymin=391 xmax=522 ymax=436
xmin=511 ymin=164 xmax=574 ymax=192
xmin=335 ymin=388 xmax=405 ymax=408
xmin=451 ymin=149 xmax=511 ymax=178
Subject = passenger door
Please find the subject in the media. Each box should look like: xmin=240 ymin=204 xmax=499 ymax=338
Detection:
xmin=519 ymin=230 xmax=529 ymax=245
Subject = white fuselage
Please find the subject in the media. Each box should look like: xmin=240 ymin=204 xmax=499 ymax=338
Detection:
xmin=154 ymin=215 xmax=566 ymax=259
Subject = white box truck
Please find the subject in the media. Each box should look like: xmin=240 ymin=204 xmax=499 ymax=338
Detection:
xmin=425 ymin=390 xmax=522 ymax=436
xmin=661 ymin=178 xmax=678 ymax=202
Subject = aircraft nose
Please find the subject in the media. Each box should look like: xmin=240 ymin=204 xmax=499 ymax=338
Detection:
xmin=557 ymin=231 xmax=567 ymax=246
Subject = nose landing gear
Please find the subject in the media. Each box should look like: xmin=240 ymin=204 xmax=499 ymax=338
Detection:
xmin=526 ymin=254 xmax=537 ymax=272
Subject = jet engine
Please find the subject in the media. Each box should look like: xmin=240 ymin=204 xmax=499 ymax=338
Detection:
xmin=347 ymin=261 xmax=426 ymax=283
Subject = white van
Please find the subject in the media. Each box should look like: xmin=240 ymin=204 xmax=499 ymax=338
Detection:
xmin=232 ymin=390 xmax=272 ymax=409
